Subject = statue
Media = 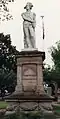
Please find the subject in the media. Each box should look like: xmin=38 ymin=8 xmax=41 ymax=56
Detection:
xmin=21 ymin=2 xmax=36 ymax=48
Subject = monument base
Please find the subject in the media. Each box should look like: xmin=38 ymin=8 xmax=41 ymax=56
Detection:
xmin=5 ymin=50 xmax=54 ymax=112
xmin=5 ymin=94 xmax=54 ymax=112
xmin=15 ymin=50 xmax=45 ymax=94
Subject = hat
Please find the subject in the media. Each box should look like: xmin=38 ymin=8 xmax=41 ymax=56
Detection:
xmin=24 ymin=2 xmax=33 ymax=9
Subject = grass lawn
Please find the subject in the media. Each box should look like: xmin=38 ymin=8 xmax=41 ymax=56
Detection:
xmin=0 ymin=101 xmax=8 ymax=109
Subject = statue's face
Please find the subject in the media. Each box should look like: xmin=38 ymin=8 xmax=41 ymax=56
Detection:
xmin=26 ymin=3 xmax=30 ymax=10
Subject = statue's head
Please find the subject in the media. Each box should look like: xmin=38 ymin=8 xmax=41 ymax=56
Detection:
xmin=24 ymin=2 xmax=33 ymax=10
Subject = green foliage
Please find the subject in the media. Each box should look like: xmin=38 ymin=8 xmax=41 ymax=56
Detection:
xmin=4 ymin=111 xmax=42 ymax=119
xmin=2 ymin=111 xmax=56 ymax=119
xmin=44 ymin=40 xmax=60 ymax=87
xmin=43 ymin=66 xmax=52 ymax=82
xmin=0 ymin=33 xmax=19 ymax=92
xmin=44 ymin=67 xmax=60 ymax=82
xmin=50 ymin=41 xmax=60 ymax=71
xmin=0 ymin=0 xmax=14 ymax=21
xmin=0 ymin=33 xmax=19 ymax=72
xmin=5 ymin=114 xmax=19 ymax=119
xmin=0 ymin=101 xmax=8 ymax=109
xmin=0 ymin=68 xmax=17 ymax=92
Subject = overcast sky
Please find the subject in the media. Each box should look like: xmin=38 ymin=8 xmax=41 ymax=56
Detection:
xmin=0 ymin=0 xmax=60 ymax=66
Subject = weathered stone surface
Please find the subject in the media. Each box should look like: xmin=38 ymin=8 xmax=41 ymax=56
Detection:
xmin=0 ymin=109 xmax=6 ymax=116
xmin=15 ymin=50 xmax=45 ymax=94
xmin=21 ymin=2 xmax=36 ymax=48
xmin=5 ymin=50 xmax=54 ymax=112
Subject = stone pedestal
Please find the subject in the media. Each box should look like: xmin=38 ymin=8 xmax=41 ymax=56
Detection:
xmin=5 ymin=50 xmax=54 ymax=112
xmin=15 ymin=50 xmax=45 ymax=95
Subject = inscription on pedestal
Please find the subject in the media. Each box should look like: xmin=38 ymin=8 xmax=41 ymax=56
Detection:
xmin=22 ymin=64 xmax=37 ymax=91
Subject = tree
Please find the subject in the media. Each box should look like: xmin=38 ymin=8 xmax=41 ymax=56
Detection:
xmin=43 ymin=66 xmax=52 ymax=82
xmin=0 ymin=33 xmax=19 ymax=93
xmin=0 ymin=0 xmax=14 ymax=21
xmin=50 ymin=41 xmax=60 ymax=71
xmin=44 ymin=40 xmax=60 ymax=88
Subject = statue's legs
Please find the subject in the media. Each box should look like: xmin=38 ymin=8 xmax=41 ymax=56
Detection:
xmin=23 ymin=26 xmax=32 ymax=48
xmin=29 ymin=25 xmax=36 ymax=48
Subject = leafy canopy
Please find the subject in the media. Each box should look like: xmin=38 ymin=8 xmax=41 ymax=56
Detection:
xmin=44 ymin=40 xmax=60 ymax=87
xmin=50 ymin=41 xmax=60 ymax=71
xmin=0 ymin=33 xmax=19 ymax=92
xmin=0 ymin=0 xmax=14 ymax=21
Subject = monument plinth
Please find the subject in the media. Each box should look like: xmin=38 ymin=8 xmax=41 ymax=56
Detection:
xmin=15 ymin=50 xmax=45 ymax=96
xmin=6 ymin=50 xmax=53 ymax=101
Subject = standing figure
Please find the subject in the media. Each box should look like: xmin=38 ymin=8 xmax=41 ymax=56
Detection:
xmin=21 ymin=2 xmax=36 ymax=48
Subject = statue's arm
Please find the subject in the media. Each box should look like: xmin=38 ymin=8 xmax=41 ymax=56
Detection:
xmin=32 ymin=13 xmax=36 ymax=28
xmin=21 ymin=13 xmax=34 ymax=23
xmin=33 ymin=13 xmax=36 ymax=22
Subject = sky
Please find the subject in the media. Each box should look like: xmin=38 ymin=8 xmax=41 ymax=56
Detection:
xmin=0 ymin=0 xmax=60 ymax=66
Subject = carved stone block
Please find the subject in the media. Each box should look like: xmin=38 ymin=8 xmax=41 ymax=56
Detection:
xmin=15 ymin=50 xmax=45 ymax=95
